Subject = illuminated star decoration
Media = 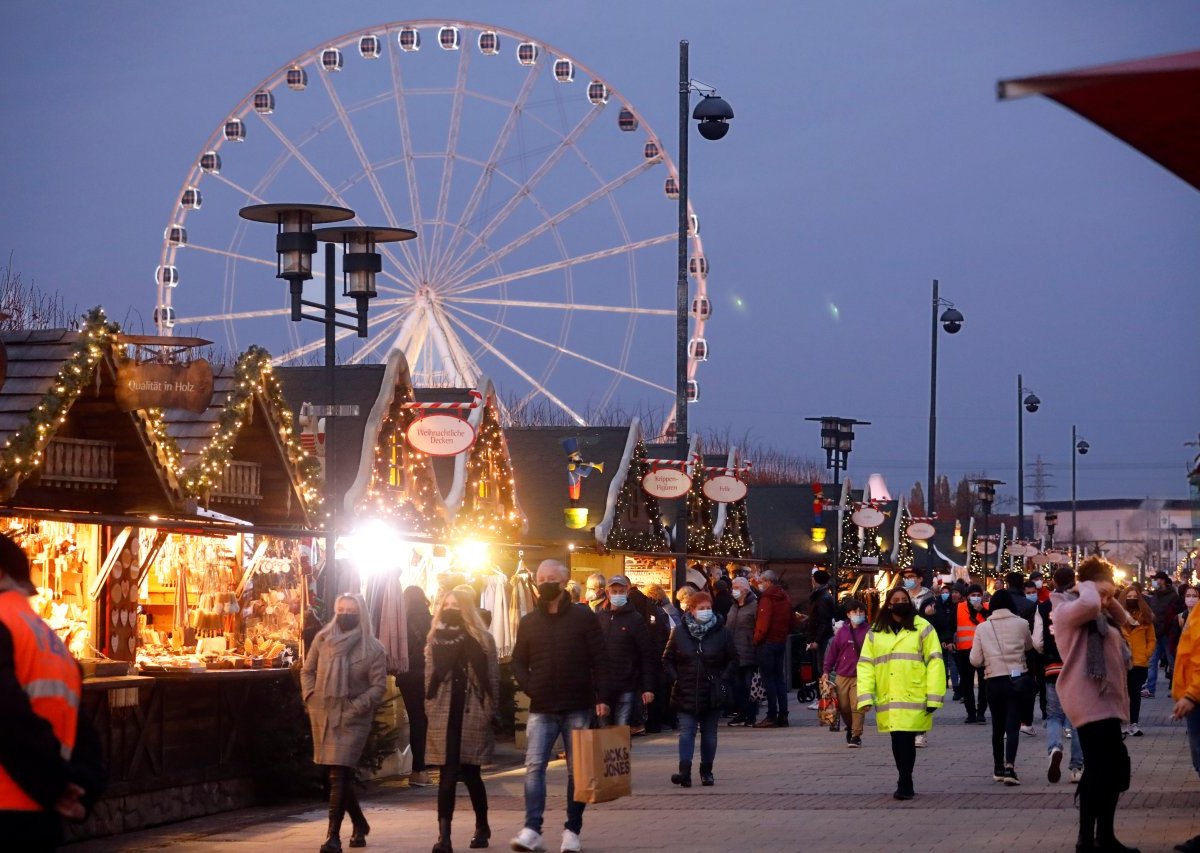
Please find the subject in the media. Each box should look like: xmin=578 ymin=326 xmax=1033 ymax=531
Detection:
xmin=562 ymin=437 xmax=603 ymax=501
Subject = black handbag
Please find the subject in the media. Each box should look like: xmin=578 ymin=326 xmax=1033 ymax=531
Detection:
xmin=709 ymin=675 xmax=734 ymax=711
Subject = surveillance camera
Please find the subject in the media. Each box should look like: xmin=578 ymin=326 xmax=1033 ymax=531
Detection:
xmin=692 ymin=94 xmax=734 ymax=141
xmin=939 ymin=306 xmax=964 ymax=334
xmin=1076 ymin=441 xmax=1090 ymax=455
xmin=942 ymin=320 xmax=962 ymax=334
xmin=1024 ymin=394 xmax=1040 ymax=414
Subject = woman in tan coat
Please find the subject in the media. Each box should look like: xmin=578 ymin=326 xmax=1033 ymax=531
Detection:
xmin=302 ymin=592 xmax=388 ymax=853
xmin=969 ymin=589 xmax=1034 ymax=786
xmin=426 ymin=585 xmax=499 ymax=852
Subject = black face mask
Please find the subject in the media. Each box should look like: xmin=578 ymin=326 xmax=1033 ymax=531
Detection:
xmin=537 ymin=581 xmax=562 ymax=602
xmin=441 ymin=609 xmax=464 ymax=628
xmin=891 ymin=602 xmax=913 ymax=619
xmin=1125 ymin=599 xmax=1138 ymax=612
xmin=335 ymin=613 xmax=360 ymax=632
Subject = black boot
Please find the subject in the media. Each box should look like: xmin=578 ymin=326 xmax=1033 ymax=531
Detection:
xmin=346 ymin=789 xmax=369 ymax=848
xmin=699 ymin=763 xmax=715 ymax=786
xmin=670 ymin=760 xmax=692 ymax=788
xmin=776 ymin=713 xmax=789 ymax=728
xmin=321 ymin=768 xmax=348 ymax=853
xmin=432 ymin=817 xmax=454 ymax=853
xmin=469 ymin=823 xmax=490 ymax=849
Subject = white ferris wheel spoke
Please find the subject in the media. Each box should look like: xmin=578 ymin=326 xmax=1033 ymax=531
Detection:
xmin=347 ymin=313 xmax=408 ymax=364
xmin=255 ymin=111 xmax=416 ymax=288
xmin=267 ymin=303 xmax=410 ymax=365
xmin=186 ymin=244 xmax=295 ymax=272
xmin=430 ymin=60 xmax=542 ymax=283
xmin=426 ymin=45 xmax=472 ymax=277
xmin=387 ymin=42 xmax=430 ymax=279
xmin=451 ymin=233 xmax=675 ymax=296
xmin=444 ymin=297 xmax=672 ymax=316
xmin=207 ymin=172 xmax=268 ymax=205
xmin=438 ymin=105 xmax=605 ymax=283
xmin=317 ymin=63 xmax=420 ymax=275
xmin=444 ymin=312 xmax=585 ymax=426
xmin=443 ymin=159 xmax=658 ymax=293
xmin=444 ymin=303 xmax=672 ymax=394
xmin=176 ymin=305 xmax=296 ymax=325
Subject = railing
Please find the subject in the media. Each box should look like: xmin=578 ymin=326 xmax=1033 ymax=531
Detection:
xmin=41 ymin=438 xmax=117 ymax=488
xmin=212 ymin=460 xmax=263 ymax=504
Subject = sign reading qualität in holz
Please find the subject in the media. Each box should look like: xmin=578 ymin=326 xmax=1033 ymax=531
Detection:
xmin=115 ymin=359 xmax=215 ymax=413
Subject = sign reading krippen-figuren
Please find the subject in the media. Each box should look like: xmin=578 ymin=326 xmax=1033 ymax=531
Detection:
xmin=642 ymin=466 xmax=692 ymax=499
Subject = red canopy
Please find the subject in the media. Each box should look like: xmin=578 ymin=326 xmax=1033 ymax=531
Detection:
xmin=998 ymin=50 xmax=1200 ymax=191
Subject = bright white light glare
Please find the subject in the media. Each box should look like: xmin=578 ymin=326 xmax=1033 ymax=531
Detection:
xmin=455 ymin=540 xmax=489 ymax=570
xmin=341 ymin=519 xmax=409 ymax=575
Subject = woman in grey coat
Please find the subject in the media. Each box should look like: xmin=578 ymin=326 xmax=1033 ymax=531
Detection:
xmin=725 ymin=577 xmax=759 ymax=726
xmin=302 ymin=593 xmax=388 ymax=853
xmin=425 ymin=585 xmax=499 ymax=852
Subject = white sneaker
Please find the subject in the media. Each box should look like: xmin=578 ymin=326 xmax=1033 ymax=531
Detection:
xmin=914 ymin=734 xmax=928 ymax=748
xmin=511 ymin=827 xmax=546 ymax=852
xmin=560 ymin=829 xmax=582 ymax=853
xmin=1069 ymin=768 xmax=1083 ymax=784
xmin=1020 ymin=725 xmax=1037 ymax=736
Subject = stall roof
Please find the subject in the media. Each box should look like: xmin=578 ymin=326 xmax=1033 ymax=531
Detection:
xmin=0 ymin=329 xmax=83 ymax=445
xmin=998 ymin=50 xmax=1200 ymax=190
xmin=506 ymin=425 xmax=630 ymax=544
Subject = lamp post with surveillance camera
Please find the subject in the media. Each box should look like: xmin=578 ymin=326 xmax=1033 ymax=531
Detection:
xmin=1071 ymin=426 xmax=1090 ymax=568
xmin=926 ymin=279 xmax=964 ymax=581
xmin=1017 ymin=375 xmax=1041 ymax=540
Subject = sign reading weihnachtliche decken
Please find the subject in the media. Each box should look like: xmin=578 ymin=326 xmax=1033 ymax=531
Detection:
xmin=115 ymin=359 xmax=215 ymax=413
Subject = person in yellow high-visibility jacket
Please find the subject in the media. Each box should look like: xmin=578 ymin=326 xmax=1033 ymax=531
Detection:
xmin=857 ymin=586 xmax=946 ymax=801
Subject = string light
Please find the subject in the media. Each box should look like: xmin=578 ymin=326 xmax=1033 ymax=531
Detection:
xmin=606 ymin=440 xmax=671 ymax=552
xmin=448 ymin=400 xmax=522 ymax=542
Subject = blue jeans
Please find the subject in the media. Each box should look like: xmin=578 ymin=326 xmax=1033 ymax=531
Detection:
xmin=1045 ymin=681 xmax=1084 ymax=770
xmin=946 ymin=646 xmax=961 ymax=690
xmin=677 ymin=709 xmax=719 ymax=766
xmin=757 ymin=642 xmax=788 ymax=719
xmin=613 ymin=692 xmax=636 ymax=726
xmin=1187 ymin=703 xmax=1200 ymax=778
xmin=523 ymin=710 xmax=591 ymax=835
xmin=1143 ymin=633 xmax=1174 ymax=694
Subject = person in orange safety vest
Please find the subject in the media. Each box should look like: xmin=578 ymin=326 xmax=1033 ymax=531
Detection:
xmin=955 ymin=583 xmax=990 ymax=725
xmin=0 ymin=534 xmax=103 ymax=848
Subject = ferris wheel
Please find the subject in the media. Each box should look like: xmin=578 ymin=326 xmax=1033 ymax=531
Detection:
xmin=156 ymin=20 xmax=713 ymax=431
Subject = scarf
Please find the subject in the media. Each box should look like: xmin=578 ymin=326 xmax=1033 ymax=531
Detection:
xmin=426 ymin=627 xmax=492 ymax=702
xmin=1085 ymin=609 xmax=1131 ymax=690
xmin=684 ymin=612 xmax=717 ymax=641
xmin=313 ymin=593 xmax=377 ymax=700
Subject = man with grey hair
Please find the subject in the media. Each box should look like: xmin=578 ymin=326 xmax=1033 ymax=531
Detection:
xmin=726 ymin=576 xmax=760 ymax=726
xmin=511 ymin=560 xmax=607 ymax=853
xmin=753 ymin=569 xmax=794 ymax=727
xmin=584 ymin=572 xmax=607 ymax=611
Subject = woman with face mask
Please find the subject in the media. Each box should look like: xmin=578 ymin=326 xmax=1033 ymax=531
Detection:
xmin=662 ymin=591 xmax=736 ymax=788
xmin=955 ymin=583 xmax=990 ymax=725
xmin=425 ymin=585 xmax=500 ymax=852
xmin=1121 ymin=588 xmax=1155 ymax=738
xmin=823 ymin=598 xmax=870 ymax=747
xmin=856 ymin=587 xmax=946 ymax=800
xmin=301 ymin=593 xmax=389 ymax=853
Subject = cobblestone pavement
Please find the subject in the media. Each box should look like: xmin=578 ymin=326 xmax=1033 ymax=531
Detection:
xmin=71 ymin=691 xmax=1199 ymax=853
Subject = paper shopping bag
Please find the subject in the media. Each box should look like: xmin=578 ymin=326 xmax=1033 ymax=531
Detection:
xmin=817 ymin=675 xmax=839 ymax=726
xmin=571 ymin=725 xmax=632 ymax=804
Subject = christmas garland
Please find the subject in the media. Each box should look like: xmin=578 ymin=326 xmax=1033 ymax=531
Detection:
xmin=606 ymin=440 xmax=670 ymax=553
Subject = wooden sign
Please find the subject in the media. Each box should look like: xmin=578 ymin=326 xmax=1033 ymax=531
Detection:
xmin=703 ymin=474 xmax=748 ymax=503
xmin=406 ymin=414 xmax=476 ymax=456
xmin=116 ymin=359 xmax=214 ymax=413
xmin=642 ymin=467 xmax=692 ymax=499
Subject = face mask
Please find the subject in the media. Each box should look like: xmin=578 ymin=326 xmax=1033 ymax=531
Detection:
xmin=969 ymin=595 xmax=983 ymax=607
xmin=586 ymin=589 xmax=603 ymax=601
xmin=609 ymin=594 xmax=628 ymax=608
xmin=940 ymin=592 xmax=950 ymax=602
xmin=441 ymin=609 xmax=464 ymax=628
xmin=1152 ymin=580 xmax=1161 ymax=590
xmin=903 ymin=578 xmax=916 ymax=590
xmin=731 ymin=588 xmax=743 ymax=599
xmin=335 ymin=613 xmax=360 ymax=632
xmin=850 ymin=612 xmax=866 ymax=626
xmin=537 ymin=581 xmax=562 ymax=601
xmin=891 ymin=602 xmax=913 ymax=619
xmin=1185 ymin=596 xmax=1199 ymax=610
xmin=1033 ymin=579 xmax=1043 ymax=588
xmin=1125 ymin=599 xmax=1138 ymax=612
xmin=1026 ymin=593 xmax=1038 ymax=603
xmin=694 ymin=608 xmax=714 ymax=623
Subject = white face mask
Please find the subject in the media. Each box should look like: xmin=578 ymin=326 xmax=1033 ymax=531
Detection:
xmin=1033 ymin=579 xmax=1043 ymax=588
xmin=849 ymin=612 xmax=866 ymax=626
xmin=731 ymin=588 xmax=744 ymax=600
xmin=969 ymin=595 xmax=983 ymax=607
xmin=694 ymin=608 xmax=714 ymax=623
xmin=586 ymin=589 xmax=603 ymax=601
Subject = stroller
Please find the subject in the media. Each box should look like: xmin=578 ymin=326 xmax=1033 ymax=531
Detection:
xmin=793 ymin=632 xmax=821 ymax=704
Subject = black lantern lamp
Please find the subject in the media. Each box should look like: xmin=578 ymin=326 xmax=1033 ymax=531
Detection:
xmin=238 ymin=203 xmax=354 ymax=320
xmin=939 ymin=305 xmax=964 ymax=334
xmin=692 ymin=93 xmax=735 ymax=140
xmin=1045 ymin=510 xmax=1058 ymax=548
xmin=971 ymin=477 xmax=1005 ymax=578
xmin=313 ymin=226 xmax=416 ymax=336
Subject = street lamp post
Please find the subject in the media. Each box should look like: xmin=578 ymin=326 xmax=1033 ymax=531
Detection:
xmin=927 ymin=279 xmax=963 ymax=583
xmin=673 ymin=39 xmax=733 ymax=594
xmin=239 ymin=203 xmax=415 ymax=595
xmin=807 ymin=416 xmax=870 ymax=594
xmin=1071 ymin=426 xmax=1090 ymax=569
xmin=1044 ymin=510 xmax=1058 ymax=549
xmin=972 ymin=478 xmax=1004 ymax=580
xmin=1017 ymin=375 xmax=1040 ymax=540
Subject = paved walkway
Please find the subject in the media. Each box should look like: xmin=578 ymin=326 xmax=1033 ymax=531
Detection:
xmin=71 ymin=691 xmax=1199 ymax=853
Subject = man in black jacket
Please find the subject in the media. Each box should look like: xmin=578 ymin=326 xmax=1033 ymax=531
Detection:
xmin=596 ymin=576 xmax=655 ymax=727
xmin=510 ymin=560 xmax=607 ymax=853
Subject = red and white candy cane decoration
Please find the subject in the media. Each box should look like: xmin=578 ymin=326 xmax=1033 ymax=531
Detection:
xmin=645 ymin=456 xmax=693 ymax=471
xmin=401 ymin=389 xmax=483 ymax=411
xmin=699 ymin=461 xmax=753 ymax=478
